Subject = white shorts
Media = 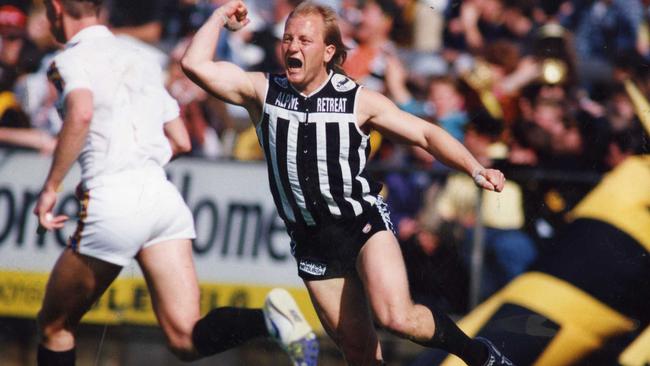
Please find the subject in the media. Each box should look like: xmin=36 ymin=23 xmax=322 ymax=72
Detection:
xmin=69 ymin=167 xmax=196 ymax=266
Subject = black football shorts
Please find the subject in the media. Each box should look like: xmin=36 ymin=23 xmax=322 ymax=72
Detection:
xmin=288 ymin=197 xmax=395 ymax=280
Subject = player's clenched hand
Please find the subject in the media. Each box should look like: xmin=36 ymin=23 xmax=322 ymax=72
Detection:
xmin=34 ymin=188 xmax=69 ymax=233
xmin=472 ymin=168 xmax=506 ymax=192
xmin=216 ymin=0 xmax=250 ymax=31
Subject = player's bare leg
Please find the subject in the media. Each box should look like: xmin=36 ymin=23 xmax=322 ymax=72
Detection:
xmin=358 ymin=231 xmax=496 ymax=366
xmin=37 ymin=249 xmax=122 ymax=364
xmin=139 ymin=239 xmax=285 ymax=362
xmin=357 ymin=231 xmax=436 ymax=340
xmin=136 ymin=239 xmax=201 ymax=361
xmin=305 ymin=275 xmax=383 ymax=365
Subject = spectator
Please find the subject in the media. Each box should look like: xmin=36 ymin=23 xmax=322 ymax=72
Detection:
xmin=0 ymin=4 xmax=54 ymax=153
xmin=167 ymin=38 xmax=225 ymax=159
xmin=105 ymin=0 xmax=174 ymax=68
xmin=385 ymin=55 xmax=469 ymax=141
xmin=106 ymin=0 xmax=175 ymax=44
xmin=250 ymin=0 xmax=302 ymax=73
xmin=431 ymin=113 xmax=537 ymax=300
xmin=400 ymin=218 xmax=471 ymax=315
xmin=574 ymin=0 xmax=644 ymax=87
xmin=399 ymin=0 xmax=446 ymax=53
xmin=343 ymin=0 xmax=398 ymax=91
xmin=605 ymin=121 xmax=649 ymax=168
xmin=0 ymin=4 xmax=42 ymax=90
xmin=445 ymin=0 xmax=522 ymax=52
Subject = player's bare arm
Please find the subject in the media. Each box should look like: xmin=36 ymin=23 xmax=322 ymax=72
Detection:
xmin=180 ymin=0 xmax=266 ymax=121
xmin=34 ymin=89 xmax=93 ymax=230
xmin=164 ymin=117 xmax=192 ymax=157
xmin=357 ymin=88 xmax=505 ymax=192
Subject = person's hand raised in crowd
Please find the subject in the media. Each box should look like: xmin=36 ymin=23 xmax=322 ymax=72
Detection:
xmin=460 ymin=0 xmax=483 ymax=49
xmin=460 ymin=0 xmax=481 ymax=29
xmin=576 ymin=89 xmax=606 ymax=118
xmin=384 ymin=55 xmax=412 ymax=105
xmin=515 ymin=57 xmax=541 ymax=80
xmin=499 ymin=57 xmax=541 ymax=95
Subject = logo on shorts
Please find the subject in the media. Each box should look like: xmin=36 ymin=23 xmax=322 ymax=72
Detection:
xmin=362 ymin=223 xmax=372 ymax=234
xmin=299 ymin=259 xmax=327 ymax=276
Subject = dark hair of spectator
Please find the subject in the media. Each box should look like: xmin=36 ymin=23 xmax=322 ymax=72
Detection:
xmin=483 ymin=40 xmax=520 ymax=74
xmin=372 ymin=0 xmax=400 ymax=17
xmin=512 ymin=119 xmax=552 ymax=151
xmin=466 ymin=109 xmax=504 ymax=140
xmin=612 ymin=122 xmax=649 ymax=155
xmin=0 ymin=108 xmax=30 ymax=129
xmin=521 ymin=83 xmax=543 ymax=102
xmin=288 ymin=2 xmax=349 ymax=75
xmin=503 ymin=0 xmax=535 ymax=18
xmin=537 ymin=0 xmax=564 ymax=17
xmin=613 ymin=51 xmax=649 ymax=82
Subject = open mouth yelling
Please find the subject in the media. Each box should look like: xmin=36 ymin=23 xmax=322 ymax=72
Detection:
xmin=286 ymin=57 xmax=303 ymax=72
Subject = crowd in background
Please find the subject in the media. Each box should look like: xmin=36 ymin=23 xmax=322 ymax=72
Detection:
xmin=1 ymin=0 xmax=649 ymax=313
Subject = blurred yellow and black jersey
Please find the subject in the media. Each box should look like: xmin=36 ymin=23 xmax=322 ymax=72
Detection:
xmin=568 ymin=156 xmax=650 ymax=252
xmin=428 ymin=156 xmax=650 ymax=366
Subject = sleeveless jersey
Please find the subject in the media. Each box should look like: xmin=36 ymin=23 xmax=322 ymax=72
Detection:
xmin=256 ymin=71 xmax=382 ymax=227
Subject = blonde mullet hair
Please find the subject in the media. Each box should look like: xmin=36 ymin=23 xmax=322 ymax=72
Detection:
xmin=288 ymin=1 xmax=349 ymax=75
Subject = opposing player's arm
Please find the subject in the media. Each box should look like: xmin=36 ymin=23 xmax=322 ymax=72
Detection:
xmin=358 ymin=88 xmax=504 ymax=191
xmin=42 ymin=89 xmax=93 ymax=193
xmin=181 ymin=0 xmax=265 ymax=109
xmin=164 ymin=117 xmax=191 ymax=156
xmin=34 ymin=89 xmax=93 ymax=230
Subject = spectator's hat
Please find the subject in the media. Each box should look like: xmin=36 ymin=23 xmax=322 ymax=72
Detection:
xmin=0 ymin=5 xmax=26 ymax=38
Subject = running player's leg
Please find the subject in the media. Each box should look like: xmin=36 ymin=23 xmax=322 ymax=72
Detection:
xmin=137 ymin=239 xmax=268 ymax=361
xmin=304 ymin=275 xmax=383 ymax=365
xmin=136 ymin=239 xmax=201 ymax=360
xmin=357 ymin=230 xmax=491 ymax=366
xmin=37 ymin=249 xmax=122 ymax=366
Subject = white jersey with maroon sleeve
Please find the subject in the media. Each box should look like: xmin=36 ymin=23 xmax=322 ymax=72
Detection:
xmin=48 ymin=25 xmax=179 ymax=189
xmin=47 ymin=25 xmax=195 ymax=266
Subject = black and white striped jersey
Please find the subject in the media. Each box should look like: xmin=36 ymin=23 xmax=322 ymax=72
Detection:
xmin=256 ymin=71 xmax=382 ymax=227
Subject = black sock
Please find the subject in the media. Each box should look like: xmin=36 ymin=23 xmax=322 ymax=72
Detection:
xmin=415 ymin=308 xmax=488 ymax=366
xmin=37 ymin=344 xmax=75 ymax=366
xmin=191 ymin=307 xmax=268 ymax=356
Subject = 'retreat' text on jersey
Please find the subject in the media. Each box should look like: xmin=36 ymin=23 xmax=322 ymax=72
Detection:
xmin=316 ymin=97 xmax=347 ymax=113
